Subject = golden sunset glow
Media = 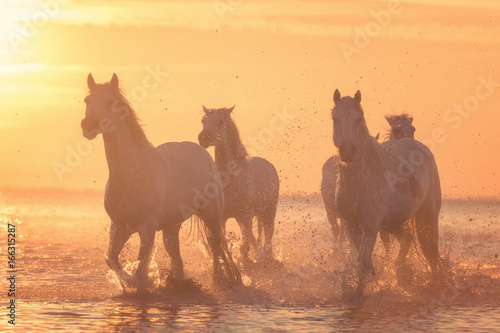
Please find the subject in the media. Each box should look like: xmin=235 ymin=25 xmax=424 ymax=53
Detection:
xmin=0 ymin=0 xmax=499 ymax=199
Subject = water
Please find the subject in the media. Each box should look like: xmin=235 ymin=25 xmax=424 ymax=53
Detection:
xmin=1 ymin=189 xmax=499 ymax=332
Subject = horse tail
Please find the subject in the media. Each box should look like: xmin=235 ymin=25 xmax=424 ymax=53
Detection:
xmin=217 ymin=229 xmax=242 ymax=285
xmin=205 ymin=217 xmax=242 ymax=285
xmin=183 ymin=215 xmax=212 ymax=256
xmin=405 ymin=216 xmax=426 ymax=266
xmin=407 ymin=215 xmax=446 ymax=274
xmin=193 ymin=212 xmax=241 ymax=285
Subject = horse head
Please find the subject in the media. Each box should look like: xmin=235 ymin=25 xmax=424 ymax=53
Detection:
xmin=81 ymin=73 xmax=129 ymax=140
xmin=331 ymin=89 xmax=366 ymax=163
xmin=385 ymin=113 xmax=416 ymax=140
xmin=198 ymin=105 xmax=235 ymax=148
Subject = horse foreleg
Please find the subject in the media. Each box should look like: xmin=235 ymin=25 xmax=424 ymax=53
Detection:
xmin=345 ymin=223 xmax=361 ymax=254
xmin=162 ymin=226 xmax=184 ymax=281
xmin=106 ymin=222 xmax=134 ymax=288
xmin=356 ymin=230 xmax=377 ymax=295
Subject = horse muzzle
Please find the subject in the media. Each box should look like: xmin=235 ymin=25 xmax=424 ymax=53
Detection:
xmin=198 ymin=131 xmax=213 ymax=148
xmin=81 ymin=117 xmax=100 ymax=140
xmin=339 ymin=144 xmax=357 ymax=163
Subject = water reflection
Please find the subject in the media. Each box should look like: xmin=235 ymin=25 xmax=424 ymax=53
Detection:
xmin=12 ymin=300 xmax=500 ymax=332
xmin=104 ymin=300 xmax=224 ymax=332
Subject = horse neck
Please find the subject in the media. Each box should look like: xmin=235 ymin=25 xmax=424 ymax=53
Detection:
xmin=214 ymin=141 xmax=235 ymax=172
xmin=103 ymin=121 xmax=157 ymax=178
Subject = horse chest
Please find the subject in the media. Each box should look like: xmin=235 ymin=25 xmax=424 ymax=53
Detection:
xmin=335 ymin=165 xmax=388 ymax=223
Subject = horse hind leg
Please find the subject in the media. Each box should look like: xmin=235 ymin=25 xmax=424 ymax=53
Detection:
xmin=106 ymin=222 xmax=134 ymax=289
xmin=162 ymin=224 xmax=184 ymax=281
xmin=256 ymin=203 xmax=277 ymax=260
xmin=415 ymin=206 xmax=444 ymax=288
xmin=391 ymin=222 xmax=414 ymax=287
xmin=237 ymin=215 xmax=258 ymax=265
xmin=379 ymin=229 xmax=393 ymax=258
xmin=326 ymin=208 xmax=343 ymax=245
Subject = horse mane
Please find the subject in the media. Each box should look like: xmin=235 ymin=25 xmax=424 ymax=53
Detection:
xmin=385 ymin=112 xmax=413 ymax=123
xmin=117 ymin=90 xmax=154 ymax=148
xmin=89 ymin=83 xmax=154 ymax=148
xmin=205 ymin=109 xmax=249 ymax=167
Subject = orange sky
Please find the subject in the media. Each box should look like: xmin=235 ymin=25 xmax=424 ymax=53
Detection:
xmin=0 ymin=0 xmax=499 ymax=199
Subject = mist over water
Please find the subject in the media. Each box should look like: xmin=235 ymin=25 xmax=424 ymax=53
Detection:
xmin=1 ymin=189 xmax=499 ymax=331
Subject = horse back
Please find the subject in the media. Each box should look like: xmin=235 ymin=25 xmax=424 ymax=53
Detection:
xmin=156 ymin=141 xmax=223 ymax=221
xmin=381 ymin=138 xmax=441 ymax=223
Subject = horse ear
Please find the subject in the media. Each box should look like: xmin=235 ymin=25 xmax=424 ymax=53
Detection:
xmin=228 ymin=105 xmax=235 ymax=114
xmin=110 ymin=73 xmax=119 ymax=88
xmin=385 ymin=115 xmax=393 ymax=125
xmin=87 ymin=73 xmax=96 ymax=91
xmin=333 ymin=89 xmax=341 ymax=104
xmin=409 ymin=116 xmax=413 ymax=124
xmin=354 ymin=90 xmax=361 ymax=103
xmin=374 ymin=133 xmax=380 ymax=141
xmin=202 ymin=105 xmax=209 ymax=115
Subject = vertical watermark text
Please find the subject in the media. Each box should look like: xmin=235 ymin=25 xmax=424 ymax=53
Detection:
xmin=5 ymin=219 xmax=17 ymax=326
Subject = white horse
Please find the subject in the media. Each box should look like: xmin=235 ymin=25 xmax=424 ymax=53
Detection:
xmin=81 ymin=73 xmax=241 ymax=290
xmin=198 ymin=106 xmax=279 ymax=264
xmin=321 ymin=114 xmax=415 ymax=248
xmin=330 ymin=89 xmax=443 ymax=295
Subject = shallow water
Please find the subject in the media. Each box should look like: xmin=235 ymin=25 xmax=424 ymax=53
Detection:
xmin=1 ymin=189 xmax=499 ymax=331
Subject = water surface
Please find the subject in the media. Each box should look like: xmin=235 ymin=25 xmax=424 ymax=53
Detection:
xmin=1 ymin=189 xmax=499 ymax=331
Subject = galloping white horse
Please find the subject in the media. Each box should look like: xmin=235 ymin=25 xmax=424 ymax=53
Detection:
xmin=198 ymin=106 xmax=279 ymax=264
xmin=329 ymin=89 xmax=443 ymax=295
xmin=81 ymin=73 xmax=241 ymax=290
xmin=321 ymin=113 xmax=416 ymax=247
